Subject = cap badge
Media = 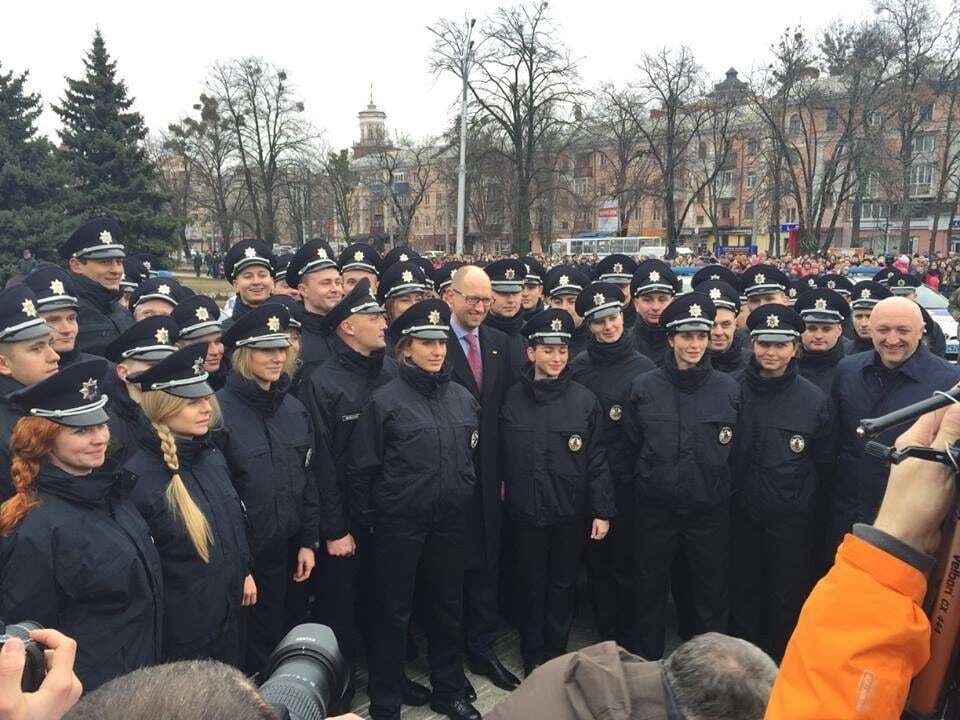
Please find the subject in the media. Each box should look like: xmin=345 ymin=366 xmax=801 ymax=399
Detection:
xmin=399 ymin=253 xmax=409 ymax=262
xmin=814 ymin=298 xmax=828 ymax=310
xmin=710 ymin=273 xmax=720 ymax=280
xmin=99 ymin=230 xmax=113 ymax=244
xmin=155 ymin=327 xmax=170 ymax=344
xmin=609 ymin=404 xmax=622 ymax=421
xmin=755 ymin=273 xmax=766 ymax=285
xmin=613 ymin=263 xmax=624 ymax=273
xmin=266 ymin=316 xmax=281 ymax=332
xmin=593 ymin=292 xmax=606 ymax=306
xmin=807 ymin=278 xmax=816 ymax=287
xmin=550 ymin=318 xmax=563 ymax=332
xmin=192 ymin=357 xmax=205 ymax=375
xmin=649 ymin=270 xmax=661 ymax=282
xmin=401 ymin=270 xmax=414 ymax=283
xmin=79 ymin=378 xmax=99 ymax=401
xmin=524 ymin=264 xmax=531 ymax=274
xmin=158 ymin=284 xmax=171 ymax=295
xmin=568 ymin=434 xmax=583 ymax=452
xmin=789 ymin=288 xmax=797 ymax=297
xmin=428 ymin=309 xmax=441 ymax=325
xmin=827 ymin=280 xmax=836 ymax=289
xmin=354 ymin=251 xmax=365 ymax=262
xmin=243 ymin=247 xmax=257 ymax=259
xmin=21 ymin=299 xmax=37 ymax=318
xmin=766 ymin=314 xmax=780 ymax=328
xmin=559 ymin=274 xmax=570 ymax=286
xmin=689 ymin=304 xmax=703 ymax=317
xmin=898 ymin=279 xmax=905 ymax=286
xmin=708 ymin=288 xmax=721 ymax=300
xmin=50 ymin=279 xmax=66 ymax=295
xmin=505 ymin=268 xmax=516 ymax=280
xmin=317 ymin=248 xmax=327 ymax=259
xmin=861 ymin=289 xmax=872 ymax=299
xmin=718 ymin=426 xmax=734 ymax=445
xmin=142 ymin=260 xmax=152 ymax=271
xmin=790 ymin=435 xmax=806 ymax=453
xmin=195 ymin=306 xmax=210 ymax=321
xmin=470 ymin=430 xmax=479 ymax=449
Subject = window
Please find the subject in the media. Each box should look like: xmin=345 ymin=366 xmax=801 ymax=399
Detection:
xmin=785 ymin=207 xmax=797 ymax=223
xmin=653 ymin=205 xmax=661 ymax=222
xmin=747 ymin=139 xmax=759 ymax=155
xmin=860 ymin=201 xmax=883 ymax=220
xmin=698 ymin=141 xmax=707 ymax=160
xmin=744 ymin=201 xmax=754 ymax=220
xmin=910 ymin=163 xmax=934 ymax=196
xmin=867 ymin=111 xmax=882 ymax=128
xmin=865 ymin=173 xmax=881 ymax=198
xmin=696 ymin=214 xmax=704 ymax=224
xmin=826 ymin=109 xmax=839 ymax=132
xmin=393 ymin=171 xmax=405 ymax=184
xmin=920 ymin=103 xmax=934 ymax=122
xmin=721 ymin=201 xmax=732 ymax=218
xmin=911 ymin=135 xmax=935 ymax=154
xmin=720 ymin=170 xmax=735 ymax=187
xmin=574 ymin=177 xmax=589 ymax=196
xmin=746 ymin=171 xmax=757 ymax=189
xmin=788 ymin=113 xmax=801 ymax=135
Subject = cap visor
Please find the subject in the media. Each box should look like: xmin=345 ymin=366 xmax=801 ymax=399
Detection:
xmin=5 ymin=322 xmax=52 ymax=343
xmin=55 ymin=406 xmax=110 ymax=428
xmin=83 ymin=249 xmax=126 ymax=260
xmin=800 ymin=312 xmax=842 ymax=324
xmin=492 ymin=282 xmax=523 ymax=293
xmin=669 ymin=320 xmax=713 ymax=334
xmin=587 ymin=305 xmax=622 ymax=321
xmin=534 ymin=336 xmax=569 ymax=345
xmin=162 ymin=380 xmax=214 ymax=399
xmin=752 ymin=332 xmax=797 ymax=343
xmin=127 ymin=347 xmax=176 ymax=362
xmin=408 ymin=328 xmax=450 ymax=340
xmin=243 ymin=337 xmax=291 ymax=349
xmin=38 ymin=300 xmax=80 ymax=312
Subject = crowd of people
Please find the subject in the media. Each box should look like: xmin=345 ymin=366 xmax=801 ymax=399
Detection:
xmin=1 ymin=217 xmax=960 ymax=720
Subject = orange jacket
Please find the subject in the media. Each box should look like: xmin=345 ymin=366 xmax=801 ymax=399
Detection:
xmin=765 ymin=534 xmax=930 ymax=719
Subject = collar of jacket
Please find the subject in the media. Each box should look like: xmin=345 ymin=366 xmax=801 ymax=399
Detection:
xmin=35 ymin=459 xmax=132 ymax=507
xmin=300 ymin=307 xmax=328 ymax=336
xmin=745 ymin=355 xmax=798 ymax=394
xmin=231 ymin=296 xmax=257 ymax=321
xmin=635 ymin=316 xmax=668 ymax=345
xmin=225 ymin=369 xmax=289 ymax=416
xmin=586 ymin=331 xmax=637 ymax=366
xmin=399 ymin=359 xmax=451 ymax=396
xmin=622 ymin=302 xmax=638 ymax=327
xmin=70 ymin=271 xmax=122 ymax=311
xmin=333 ymin=335 xmax=387 ymax=377
xmin=852 ymin=335 xmax=873 ymax=354
xmin=867 ymin=344 xmax=930 ymax=383
xmin=663 ymin=347 xmax=712 ymax=393
xmin=800 ymin=338 xmax=846 ymax=372
xmin=710 ymin=331 xmax=746 ymax=373
xmin=57 ymin=344 xmax=82 ymax=367
xmin=138 ymin=426 xmax=213 ymax=467
xmin=484 ymin=310 xmax=525 ymax=336
xmin=102 ymin=367 xmax=141 ymax=421
xmin=0 ymin=374 xmax=25 ymax=400
xmin=520 ymin=363 xmax=572 ymax=404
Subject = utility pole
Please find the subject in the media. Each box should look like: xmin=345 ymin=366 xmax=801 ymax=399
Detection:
xmin=456 ymin=17 xmax=476 ymax=257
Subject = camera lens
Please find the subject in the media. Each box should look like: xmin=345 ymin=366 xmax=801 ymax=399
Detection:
xmin=3 ymin=621 xmax=43 ymax=641
xmin=0 ymin=621 xmax=46 ymax=692
xmin=258 ymin=624 xmax=347 ymax=720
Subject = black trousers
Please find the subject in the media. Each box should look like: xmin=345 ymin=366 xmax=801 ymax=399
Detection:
xmin=369 ymin=512 xmax=466 ymax=720
xmin=244 ymin=538 xmax=295 ymax=676
xmin=585 ymin=498 xmax=635 ymax=645
xmin=629 ymin=503 xmax=729 ymax=660
xmin=729 ymin=504 xmax=814 ymax=661
xmin=514 ymin=519 xmax=584 ymax=666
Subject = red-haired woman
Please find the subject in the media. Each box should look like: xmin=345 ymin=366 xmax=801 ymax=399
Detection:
xmin=0 ymin=358 xmax=163 ymax=692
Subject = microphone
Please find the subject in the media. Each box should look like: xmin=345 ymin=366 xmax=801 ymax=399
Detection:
xmin=857 ymin=385 xmax=960 ymax=439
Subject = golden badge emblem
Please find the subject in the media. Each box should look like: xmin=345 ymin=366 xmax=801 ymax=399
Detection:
xmin=568 ymin=434 xmax=583 ymax=452
xmin=470 ymin=430 xmax=479 ymax=449
xmin=609 ymin=405 xmax=622 ymax=422
xmin=789 ymin=435 xmax=805 ymax=453
xmin=718 ymin=426 xmax=733 ymax=445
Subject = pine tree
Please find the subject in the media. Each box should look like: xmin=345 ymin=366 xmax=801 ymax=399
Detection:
xmin=53 ymin=30 xmax=177 ymax=257
xmin=0 ymin=63 xmax=73 ymax=273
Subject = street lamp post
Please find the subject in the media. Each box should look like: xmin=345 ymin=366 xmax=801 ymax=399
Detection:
xmin=456 ymin=18 xmax=476 ymax=257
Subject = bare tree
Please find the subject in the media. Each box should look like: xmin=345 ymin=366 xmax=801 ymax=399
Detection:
xmin=430 ymin=1 xmax=583 ymax=254
xmin=283 ymin=140 xmax=329 ymax=247
xmin=373 ymin=135 xmax=443 ymax=246
xmin=148 ymin=132 xmax=193 ymax=257
xmin=322 ymin=148 xmax=358 ymax=244
xmin=926 ymin=16 xmax=960 ymax=252
xmin=688 ymin=95 xmax=739 ymax=250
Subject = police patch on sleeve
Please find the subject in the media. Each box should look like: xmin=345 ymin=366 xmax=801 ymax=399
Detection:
xmin=718 ymin=426 xmax=733 ymax=445
xmin=609 ymin=404 xmax=622 ymax=422
xmin=568 ymin=434 xmax=583 ymax=452
xmin=470 ymin=430 xmax=479 ymax=449
xmin=789 ymin=435 xmax=805 ymax=453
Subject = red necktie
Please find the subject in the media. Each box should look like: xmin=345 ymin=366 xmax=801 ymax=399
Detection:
xmin=466 ymin=332 xmax=483 ymax=390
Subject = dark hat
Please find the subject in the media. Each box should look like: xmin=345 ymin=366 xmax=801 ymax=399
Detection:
xmin=873 ymin=267 xmax=899 ymax=285
xmin=544 ymin=265 xmax=589 ymax=297
xmin=377 ymin=261 xmax=428 ymax=304
xmin=486 ymin=259 xmax=527 ymax=293
xmin=740 ymin=264 xmax=790 ymax=297
xmin=594 ymin=254 xmax=638 ymax=284
xmin=388 ymin=299 xmax=450 ymax=343
xmin=435 ymin=261 xmax=465 ymax=293
xmin=172 ymin=295 xmax=222 ymax=340
xmin=576 ymin=282 xmax=626 ymax=322
xmin=320 ymin=278 xmax=384 ymax=334
xmin=522 ymin=308 xmax=574 ymax=345
xmin=130 ymin=277 xmax=185 ymax=310
xmin=817 ymin=273 xmax=854 ymax=298
xmin=747 ymin=305 xmax=805 ymax=343
xmin=273 ymin=255 xmax=293 ymax=283
xmin=695 ymin=280 xmax=740 ymax=313
xmin=381 ymin=246 xmax=420 ymax=271
xmin=0 ymin=286 xmax=51 ymax=343
xmin=104 ymin=316 xmax=179 ymax=363
xmin=286 ymin=240 xmax=338 ymax=288
xmin=692 ymin=264 xmax=739 ymax=289
xmin=885 ymin=270 xmax=921 ymax=295
xmin=126 ymin=344 xmax=212 ymax=399
xmin=263 ymin=295 xmax=304 ymax=329
xmin=796 ymin=274 xmax=820 ymax=293
xmin=7 ymin=358 xmax=109 ymax=427
xmin=660 ymin=292 xmax=716 ymax=333
xmin=631 ymin=260 xmax=679 ymax=298
xmin=59 ymin=217 xmax=125 ymax=261
xmin=851 ymin=281 xmax=893 ymax=310
xmin=794 ymin=288 xmax=850 ymax=324
xmin=224 ymin=240 xmax=275 ymax=282
xmin=222 ymin=303 xmax=291 ymax=350
xmin=339 ymin=243 xmax=381 ymax=275
xmin=413 ymin=257 xmax=437 ymax=292
xmin=521 ymin=256 xmax=546 ymax=285
xmin=24 ymin=266 xmax=79 ymax=312
xmin=120 ymin=254 xmax=152 ymax=292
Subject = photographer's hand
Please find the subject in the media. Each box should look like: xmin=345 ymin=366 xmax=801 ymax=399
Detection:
xmin=0 ymin=629 xmax=82 ymax=720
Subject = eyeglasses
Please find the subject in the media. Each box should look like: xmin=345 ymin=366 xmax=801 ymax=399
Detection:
xmin=452 ymin=288 xmax=493 ymax=307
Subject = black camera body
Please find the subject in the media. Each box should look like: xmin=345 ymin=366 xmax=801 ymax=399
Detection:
xmin=0 ymin=621 xmax=46 ymax=692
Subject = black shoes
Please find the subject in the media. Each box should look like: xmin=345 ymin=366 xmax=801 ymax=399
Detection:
xmin=464 ymin=676 xmax=477 ymax=702
xmin=430 ymin=697 xmax=482 ymax=720
xmin=402 ymin=676 xmax=431 ymax=706
xmin=467 ymin=654 xmax=521 ymax=691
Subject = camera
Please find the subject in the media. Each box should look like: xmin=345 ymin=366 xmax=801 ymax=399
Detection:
xmin=0 ymin=621 xmax=46 ymax=692
xmin=258 ymin=623 xmax=348 ymax=720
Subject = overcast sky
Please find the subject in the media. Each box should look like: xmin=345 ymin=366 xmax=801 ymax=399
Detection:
xmin=5 ymin=0 xmax=953 ymax=150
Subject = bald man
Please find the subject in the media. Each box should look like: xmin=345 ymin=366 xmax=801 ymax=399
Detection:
xmin=443 ymin=265 xmax=522 ymax=692
xmin=826 ymin=296 xmax=960 ymax=565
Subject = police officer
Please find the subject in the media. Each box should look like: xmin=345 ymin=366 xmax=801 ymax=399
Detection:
xmin=287 ymin=239 xmax=343 ymax=389
xmin=697 ymin=280 xmax=749 ymax=373
xmin=543 ymin=265 xmax=591 ymax=357
xmin=483 ymin=258 xmax=529 ymax=377
xmin=885 ymin=269 xmax=947 ymax=357
xmin=436 ymin=261 xmax=465 ymax=297
xmin=847 ymin=281 xmax=892 ymax=354
xmin=379 ymin=261 xmax=430 ymax=325
xmin=347 ymin=299 xmax=481 ymax=720
xmin=381 ymin=245 xmax=420 ymax=272
xmin=629 ymin=259 xmax=680 ymax=366
xmin=272 ymin=255 xmax=297 ymax=299
xmin=125 ymin=344 xmax=254 ymax=664
xmin=520 ymin=256 xmax=547 ymax=318
xmin=740 ymin=264 xmax=791 ymax=313
xmin=501 ymin=308 xmax=615 ymax=675
xmin=60 ymin=216 xmax=134 ymax=355
xmin=222 ymin=239 xmax=276 ymax=326
xmin=569 ymin=283 xmax=653 ymax=645
xmin=0 ymin=359 xmax=162 ymax=691
xmin=623 ymin=293 xmax=740 ymax=660
xmin=795 ymin=288 xmax=852 ymax=394
xmin=173 ymin=294 xmax=227 ymax=391
xmin=594 ymin=254 xmax=638 ymax=330
xmin=23 ymin=266 xmax=96 ymax=369
xmin=217 ymin=303 xmax=320 ymax=675
xmin=339 ymin=242 xmax=382 ymax=294
xmin=816 ymin=273 xmax=853 ymax=299
xmin=729 ymin=305 xmax=834 ymax=661
xmin=691 ymin=264 xmax=740 ymax=291
xmin=129 ymin=277 xmax=187 ymax=321
xmin=102 ymin=316 xmax=180 ymax=465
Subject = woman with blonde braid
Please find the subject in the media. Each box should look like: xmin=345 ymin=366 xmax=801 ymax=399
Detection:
xmin=0 ymin=358 xmax=163 ymax=691
xmin=125 ymin=343 xmax=255 ymax=665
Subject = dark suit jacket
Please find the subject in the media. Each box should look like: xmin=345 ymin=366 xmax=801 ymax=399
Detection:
xmin=446 ymin=322 xmax=512 ymax=568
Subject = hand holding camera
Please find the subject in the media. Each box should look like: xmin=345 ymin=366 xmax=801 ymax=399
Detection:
xmin=0 ymin=623 xmax=82 ymax=720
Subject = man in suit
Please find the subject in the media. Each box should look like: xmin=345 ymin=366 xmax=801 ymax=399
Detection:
xmin=443 ymin=265 xmax=522 ymax=694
